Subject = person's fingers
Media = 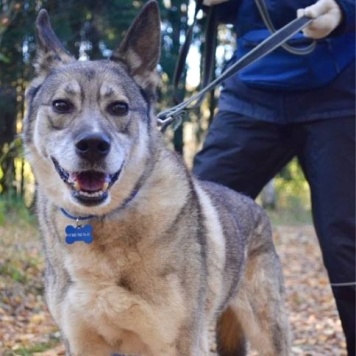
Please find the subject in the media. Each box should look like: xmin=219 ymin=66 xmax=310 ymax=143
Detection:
xmin=303 ymin=0 xmax=333 ymax=18
xmin=303 ymin=11 xmax=341 ymax=38
xmin=296 ymin=8 xmax=305 ymax=18
xmin=296 ymin=0 xmax=342 ymax=39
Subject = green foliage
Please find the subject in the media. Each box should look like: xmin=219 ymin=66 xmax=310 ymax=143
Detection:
xmin=267 ymin=159 xmax=312 ymax=225
xmin=0 ymin=138 xmax=25 ymax=198
xmin=0 ymin=191 xmax=34 ymax=225
xmin=0 ymin=261 xmax=27 ymax=283
xmin=267 ymin=198 xmax=312 ymax=226
xmin=276 ymin=159 xmax=311 ymax=209
xmin=4 ymin=339 xmax=60 ymax=355
xmin=0 ymin=53 xmax=10 ymax=63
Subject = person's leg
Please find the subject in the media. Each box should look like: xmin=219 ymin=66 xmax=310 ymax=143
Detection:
xmin=298 ymin=117 xmax=355 ymax=356
xmin=193 ymin=111 xmax=299 ymax=198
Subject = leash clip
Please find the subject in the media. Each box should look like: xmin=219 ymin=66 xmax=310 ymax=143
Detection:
xmin=157 ymin=112 xmax=186 ymax=132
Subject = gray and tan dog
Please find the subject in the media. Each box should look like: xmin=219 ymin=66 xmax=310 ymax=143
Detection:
xmin=23 ymin=1 xmax=290 ymax=355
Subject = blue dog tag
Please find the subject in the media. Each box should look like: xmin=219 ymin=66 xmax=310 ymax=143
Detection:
xmin=65 ymin=224 xmax=93 ymax=244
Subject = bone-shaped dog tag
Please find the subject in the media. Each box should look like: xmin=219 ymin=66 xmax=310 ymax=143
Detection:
xmin=65 ymin=224 xmax=93 ymax=244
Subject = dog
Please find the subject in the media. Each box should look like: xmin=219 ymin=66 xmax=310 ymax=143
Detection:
xmin=23 ymin=1 xmax=290 ymax=355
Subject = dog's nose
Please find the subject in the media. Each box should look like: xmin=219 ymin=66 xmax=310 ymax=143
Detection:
xmin=75 ymin=133 xmax=111 ymax=162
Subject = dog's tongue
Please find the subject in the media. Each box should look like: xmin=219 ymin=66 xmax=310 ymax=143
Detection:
xmin=75 ymin=171 xmax=107 ymax=192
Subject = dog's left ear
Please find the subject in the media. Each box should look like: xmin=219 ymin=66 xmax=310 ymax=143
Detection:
xmin=111 ymin=1 xmax=161 ymax=97
xmin=35 ymin=9 xmax=74 ymax=75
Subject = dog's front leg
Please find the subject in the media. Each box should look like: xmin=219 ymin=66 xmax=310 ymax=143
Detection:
xmin=149 ymin=342 xmax=210 ymax=356
xmin=63 ymin=334 xmax=113 ymax=356
xmin=148 ymin=323 xmax=210 ymax=356
xmin=169 ymin=333 xmax=210 ymax=356
xmin=61 ymin=321 xmax=113 ymax=356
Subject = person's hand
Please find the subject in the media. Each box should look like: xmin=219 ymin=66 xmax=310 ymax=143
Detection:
xmin=297 ymin=0 xmax=342 ymax=39
xmin=203 ymin=0 xmax=228 ymax=6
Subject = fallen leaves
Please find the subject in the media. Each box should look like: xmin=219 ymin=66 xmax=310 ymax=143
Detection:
xmin=0 ymin=224 xmax=59 ymax=355
xmin=274 ymin=225 xmax=346 ymax=356
xmin=0 ymin=223 xmax=347 ymax=355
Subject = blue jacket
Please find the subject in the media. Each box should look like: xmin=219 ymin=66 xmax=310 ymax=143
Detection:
xmin=214 ymin=0 xmax=355 ymax=123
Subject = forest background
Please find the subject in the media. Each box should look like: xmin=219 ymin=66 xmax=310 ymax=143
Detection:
xmin=2 ymin=1 xmax=345 ymax=355
xmin=0 ymin=0 xmax=310 ymax=218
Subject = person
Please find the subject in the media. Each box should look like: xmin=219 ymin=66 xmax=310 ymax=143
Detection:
xmin=193 ymin=0 xmax=355 ymax=354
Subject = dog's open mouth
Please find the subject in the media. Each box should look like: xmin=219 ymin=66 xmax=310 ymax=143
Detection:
xmin=52 ymin=158 xmax=121 ymax=205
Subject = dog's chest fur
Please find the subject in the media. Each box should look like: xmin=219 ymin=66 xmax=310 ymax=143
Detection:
xmin=40 ymin=180 xmax=211 ymax=328
xmin=42 ymin=207 xmax=193 ymax=352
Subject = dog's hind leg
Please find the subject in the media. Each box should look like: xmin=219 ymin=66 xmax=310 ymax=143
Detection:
xmin=218 ymin=263 xmax=290 ymax=356
xmin=216 ymin=306 xmax=247 ymax=356
xmin=217 ymin=212 xmax=290 ymax=356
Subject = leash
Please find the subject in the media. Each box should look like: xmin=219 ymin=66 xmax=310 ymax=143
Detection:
xmin=157 ymin=15 xmax=314 ymax=132
xmin=254 ymin=0 xmax=316 ymax=55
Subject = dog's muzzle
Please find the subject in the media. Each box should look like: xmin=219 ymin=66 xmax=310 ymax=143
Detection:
xmin=52 ymin=158 xmax=121 ymax=206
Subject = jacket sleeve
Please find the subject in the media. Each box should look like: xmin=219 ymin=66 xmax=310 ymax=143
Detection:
xmin=332 ymin=0 xmax=355 ymax=35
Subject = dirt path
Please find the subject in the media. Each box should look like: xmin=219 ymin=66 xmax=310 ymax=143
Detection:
xmin=0 ymin=223 xmax=346 ymax=355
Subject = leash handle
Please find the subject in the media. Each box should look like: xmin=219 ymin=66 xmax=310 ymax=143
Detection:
xmin=255 ymin=0 xmax=316 ymax=55
xmin=157 ymin=15 xmax=314 ymax=132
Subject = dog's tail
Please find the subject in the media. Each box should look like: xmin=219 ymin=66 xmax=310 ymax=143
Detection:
xmin=216 ymin=306 xmax=246 ymax=356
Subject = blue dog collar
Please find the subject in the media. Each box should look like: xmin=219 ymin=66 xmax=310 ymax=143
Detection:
xmin=60 ymin=208 xmax=95 ymax=221
xmin=59 ymin=188 xmax=139 ymax=244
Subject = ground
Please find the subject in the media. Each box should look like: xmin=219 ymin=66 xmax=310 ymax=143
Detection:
xmin=0 ymin=220 xmax=347 ymax=355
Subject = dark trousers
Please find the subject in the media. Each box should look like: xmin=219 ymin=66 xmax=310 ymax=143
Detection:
xmin=193 ymin=112 xmax=355 ymax=355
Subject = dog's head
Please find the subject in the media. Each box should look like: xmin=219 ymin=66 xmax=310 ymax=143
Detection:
xmin=23 ymin=1 xmax=161 ymax=215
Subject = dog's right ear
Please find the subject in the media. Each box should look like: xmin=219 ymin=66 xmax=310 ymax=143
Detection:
xmin=110 ymin=1 xmax=161 ymax=98
xmin=35 ymin=9 xmax=74 ymax=75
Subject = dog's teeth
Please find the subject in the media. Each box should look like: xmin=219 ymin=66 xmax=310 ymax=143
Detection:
xmin=73 ymin=181 xmax=81 ymax=191
xmin=102 ymin=182 xmax=109 ymax=191
xmin=78 ymin=190 xmax=104 ymax=198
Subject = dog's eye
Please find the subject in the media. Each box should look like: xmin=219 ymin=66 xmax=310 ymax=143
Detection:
xmin=52 ymin=99 xmax=73 ymax=114
xmin=107 ymin=101 xmax=128 ymax=116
